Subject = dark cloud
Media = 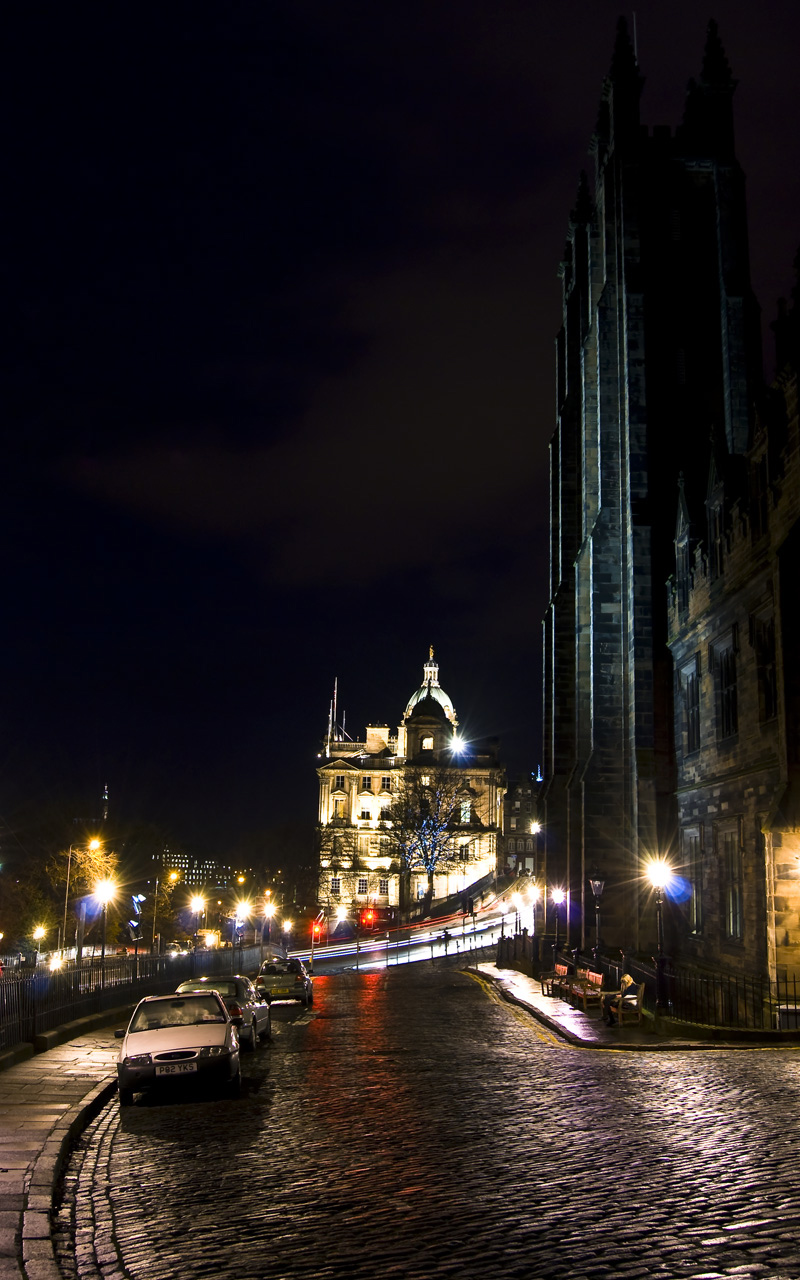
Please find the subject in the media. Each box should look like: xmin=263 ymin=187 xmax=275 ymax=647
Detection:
xmin=3 ymin=1 xmax=799 ymax=852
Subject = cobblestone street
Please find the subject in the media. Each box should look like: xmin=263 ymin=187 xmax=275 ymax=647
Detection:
xmin=54 ymin=964 xmax=800 ymax=1280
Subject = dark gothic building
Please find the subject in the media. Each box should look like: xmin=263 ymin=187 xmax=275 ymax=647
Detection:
xmin=667 ymin=274 xmax=800 ymax=982
xmin=540 ymin=20 xmax=771 ymax=964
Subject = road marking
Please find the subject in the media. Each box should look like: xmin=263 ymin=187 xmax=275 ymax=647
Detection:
xmin=464 ymin=971 xmax=563 ymax=1047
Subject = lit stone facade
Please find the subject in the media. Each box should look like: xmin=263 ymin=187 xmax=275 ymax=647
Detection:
xmin=316 ymin=653 xmax=506 ymax=920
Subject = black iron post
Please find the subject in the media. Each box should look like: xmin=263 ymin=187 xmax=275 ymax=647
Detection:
xmin=654 ymin=882 xmax=667 ymax=1012
xmin=101 ymin=900 xmax=107 ymax=988
xmin=588 ymin=870 xmax=605 ymax=971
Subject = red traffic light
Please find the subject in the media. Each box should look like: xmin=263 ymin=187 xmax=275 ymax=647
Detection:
xmin=363 ymin=909 xmax=375 ymax=926
xmin=312 ymin=922 xmax=322 ymax=938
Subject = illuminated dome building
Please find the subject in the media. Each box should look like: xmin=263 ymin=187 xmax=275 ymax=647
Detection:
xmin=316 ymin=650 xmax=506 ymax=926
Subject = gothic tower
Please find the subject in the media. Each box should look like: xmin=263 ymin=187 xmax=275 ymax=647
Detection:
xmin=541 ymin=20 xmax=762 ymax=950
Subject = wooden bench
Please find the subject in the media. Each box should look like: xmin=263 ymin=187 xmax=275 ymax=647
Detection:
xmin=605 ymin=981 xmax=645 ymax=1025
xmin=569 ymin=969 xmax=604 ymax=1012
xmin=540 ymin=963 xmax=571 ymax=997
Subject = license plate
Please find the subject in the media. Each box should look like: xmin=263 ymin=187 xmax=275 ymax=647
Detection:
xmin=272 ymin=988 xmax=289 ymax=995
xmin=155 ymin=1062 xmax=197 ymax=1076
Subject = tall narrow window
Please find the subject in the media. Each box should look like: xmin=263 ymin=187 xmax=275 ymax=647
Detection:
xmin=753 ymin=614 xmax=778 ymax=722
xmin=685 ymin=829 xmax=703 ymax=934
xmin=330 ymin=877 xmax=341 ymax=896
xmin=710 ymin=504 xmax=725 ymax=579
xmin=682 ymin=656 xmax=701 ymax=755
xmin=714 ymin=636 xmax=738 ymax=741
xmin=723 ymin=828 xmax=743 ymax=941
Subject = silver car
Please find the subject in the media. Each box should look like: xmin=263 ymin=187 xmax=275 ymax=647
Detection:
xmin=115 ymin=991 xmax=241 ymax=1107
xmin=255 ymin=956 xmax=314 ymax=1007
xmin=175 ymin=975 xmax=271 ymax=1049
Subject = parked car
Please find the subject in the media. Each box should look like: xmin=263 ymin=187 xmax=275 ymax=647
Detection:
xmin=115 ymin=990 xmax=241 ymax=1106
xmin=175 ymin=975 xmax=271 ymax=1049
xmin=255 ymin=956 xmax=313 ymax=1007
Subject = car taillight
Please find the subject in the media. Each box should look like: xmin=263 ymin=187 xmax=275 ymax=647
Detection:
xmin=229 ymin=1002 xmax=243 ymax=1017
xmin=294 ymin=976 xmax=304 ymax=985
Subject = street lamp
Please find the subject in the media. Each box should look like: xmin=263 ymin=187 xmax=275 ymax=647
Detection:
xmin=94 ymin=878 xmax=117 ymax=987
xmin=588 ymin=868 xmax=605 ymax=970
xmin=32 ymin=925 xmax=46 ymax=963
xmin=551 ymin=888 xmax=566 ymax=964
xmin=647 ymin=859 xmax=673 ymax=1013
xmin=190 ymin=896 xmax=205 ymax=946
xmin=529 ymin=883 xmax=541 ymax=937
xmin=263 ymin=900 xmax=275 ymax=947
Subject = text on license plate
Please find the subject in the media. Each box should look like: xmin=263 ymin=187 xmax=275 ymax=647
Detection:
xmin=272 ymin=988 xmax=289 ymax=995
xmin=155 ymin=1062 xmax=197 ymax=1076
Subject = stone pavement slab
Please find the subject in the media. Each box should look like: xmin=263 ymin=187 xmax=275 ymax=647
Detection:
xmin=0 ymin=1021 xmax=124 ymax=1280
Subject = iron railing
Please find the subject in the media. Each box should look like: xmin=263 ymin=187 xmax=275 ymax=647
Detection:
xmin=0 ymin=945 xmax=266 ymax=1052
xmin=497 ymin=933 xmax=800 ymax=1033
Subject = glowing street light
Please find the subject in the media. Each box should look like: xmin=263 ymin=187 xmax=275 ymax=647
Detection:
xmin=190 ymin=895 xmax=205 ymax=944
xmin=647 ymin=859 xmax=673 ymax=1012
xmin=94 ymin=878 xmax=117 ymax=986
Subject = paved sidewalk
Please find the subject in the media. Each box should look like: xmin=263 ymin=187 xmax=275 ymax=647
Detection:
xmin=475 ymin=962 xmax=800 ymax=1050
xmin=0 ymin=1020 xmax=123 ymax=1280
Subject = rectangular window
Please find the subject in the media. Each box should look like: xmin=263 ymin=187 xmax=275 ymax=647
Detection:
xmin=753 ymin=614 xmax=777 ymax=722
xmin=685 ymin=829 xmax=703 ymax=934
xmin=360 ymin=808 xmax=371 ymax=821
xmin=357 ymin=877 xmax=368 ymax=895
xmin=510 ymin=817 xmax=517 ymax=830
xmin=713 ymin=636 xmax=738 ymax=741
xmin=682 ymin=656 xmax=701 ymax=755
xmin=378 ymin=878 xmax=389 ymax=895
xmin=333 ymin=798 xmax=344 ymax=819
xmin=335 ymin=775 xmax=345 ymax=790
xmin=381 ymin=777 xmax=391 ymax=791
xmin=723 ymin=828 xmax=743 ymax=941
xmin=361 ymin=777 xmax=372 ymax=792
xmin=461 ymin=799 xmax=471 ymax=823
xmin=330 ymin=877 xmax=341 ymax=896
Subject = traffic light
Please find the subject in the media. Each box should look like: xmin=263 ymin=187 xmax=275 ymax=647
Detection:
xmin=364 ymin=908 xmax=375 ymax=927
xmin=312 ymin=921 xmax=322 ymax=940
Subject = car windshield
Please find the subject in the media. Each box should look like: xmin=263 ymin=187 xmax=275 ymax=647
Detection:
xmin=260 ymin=962 xmax=290 ymax=976
xmin=129 ymin=997 xmax=226 ymax=1031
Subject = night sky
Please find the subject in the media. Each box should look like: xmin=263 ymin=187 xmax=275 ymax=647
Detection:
xmin=4 ymin=2 xmax=799 ymax=861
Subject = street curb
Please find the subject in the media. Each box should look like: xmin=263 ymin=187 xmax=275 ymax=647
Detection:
xmin=466 ymin=967 xmax=768 ymax=1052
xmin=33 ymin=1007 xmax=135 ymax=1055
xmin=22 ymin=1075 xmax=118 ymax=1280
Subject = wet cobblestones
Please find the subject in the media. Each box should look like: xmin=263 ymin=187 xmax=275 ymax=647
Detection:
xmin=54 ymin=965 xmax=800 ymax=1279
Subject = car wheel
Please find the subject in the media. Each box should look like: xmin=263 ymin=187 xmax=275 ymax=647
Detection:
xmin=119 ymin=1087 xmax=134 ymax=1108
xmin=307 ymin=987 xmax=314 ymax=1007
xmin=260 ymin=1013 xmax=272 ymax=1041
xmin=227 ymin=1069 xmax=241 ymax=1099
xmin=243 ymin=1022 xmax=257 ymax=1051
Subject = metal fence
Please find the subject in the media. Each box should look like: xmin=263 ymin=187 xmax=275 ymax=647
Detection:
xmin=0 ymin=945 xmax=266 ymax=1052
xmin=508 ymin=936 xmax=800 ymax=1033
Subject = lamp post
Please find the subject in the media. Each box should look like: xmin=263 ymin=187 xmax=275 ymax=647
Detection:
xmin=190 ymin=896 xmax=205 ymax=947
xmin=647 ymin=859 xmax=673 ymax=1013
xmin=61 ymin=838 xmax=100 ymax=953
xmin=32 ymin=925 xmax=46 ymax=965
xmin=551 ymin=888 xmax=565 ymax=964
xmin=94 ymin=879 xmax=116 ymax=988
xmin=588 ymin=869 xmax=605 ymax=970
xmin=263 ymin=900 xmax=275 ymax=951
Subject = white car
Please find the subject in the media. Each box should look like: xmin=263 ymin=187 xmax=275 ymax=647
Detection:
xmin=115 ymin=990 xmax=241 ymax=1107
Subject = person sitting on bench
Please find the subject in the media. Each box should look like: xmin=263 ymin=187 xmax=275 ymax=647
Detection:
xmin=602 ymin=974 xmax=638 ymax=1025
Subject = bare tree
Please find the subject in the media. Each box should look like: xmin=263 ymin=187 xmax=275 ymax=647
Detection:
xmin=381 ymin=764 xmax=479 ymax=903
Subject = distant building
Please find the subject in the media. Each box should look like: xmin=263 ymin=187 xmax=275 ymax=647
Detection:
xmin=316 ymin=651 xmax=506 ymax=922
xmin=154 ymin=846 xmax=233 ymax=890
xmin=503 ymin=774 xmax=541 ymax=875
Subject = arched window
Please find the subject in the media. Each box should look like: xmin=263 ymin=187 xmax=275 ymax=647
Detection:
xmin=421 ymin=735 xmax=434 ymax=751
